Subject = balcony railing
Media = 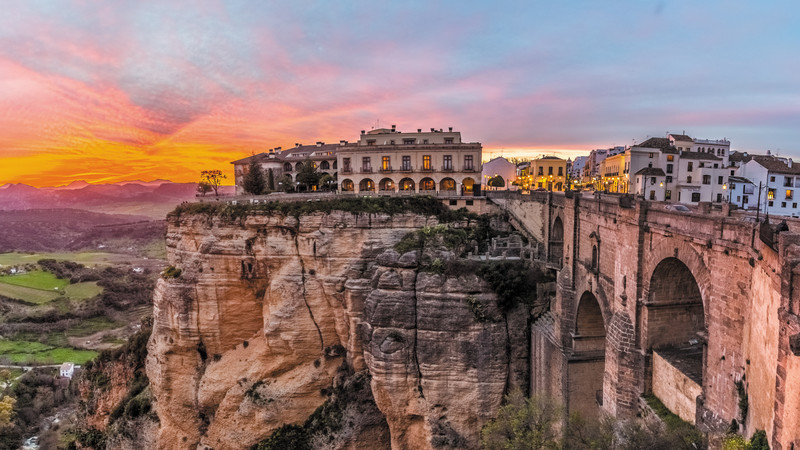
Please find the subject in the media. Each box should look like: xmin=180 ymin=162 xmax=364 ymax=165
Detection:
xmin=463 ymin=167 xmax=475 ymax=172
xmin=361 ymin=167 xmax=373 ymax=173
xmin=441 ymin=166 xmax=454 ymax=172
xmin=341 ymin=168 xmax=352 ymax=174
xmin=399 ymin=166 xmax=413 ymax=172
xmin=419 ymin=167 xmax=433 ymax=172
xmin=379 ymin=167 xmax=393 ymax=173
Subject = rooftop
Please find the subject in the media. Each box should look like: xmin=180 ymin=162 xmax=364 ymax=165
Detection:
xmin=679 ymin=151 xmax=722 ymax=161
xmin=749 ymin=155 xmax=800 ymax=175
xmin=635 ymin=167 xmax=666 ymax=176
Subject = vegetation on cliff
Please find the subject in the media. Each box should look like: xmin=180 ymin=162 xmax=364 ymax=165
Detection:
xmin=481 ymin=390 xmax=708 ymax=450
xmin=170 ymin=195 xmax=482 ymax=222
xmin=252 ymin=370 xmax=388 ymax=450
xmin=66 ymin=319 xmax=157 ymax=449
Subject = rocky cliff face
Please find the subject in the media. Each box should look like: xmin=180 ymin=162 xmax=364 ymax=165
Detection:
xmin=147 ymin=208 xmax=533 ymax=449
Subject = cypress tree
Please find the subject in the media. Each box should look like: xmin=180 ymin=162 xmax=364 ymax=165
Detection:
xmin=243 ymin=159 xmax=266 ymax=195
xmin=267 ymin=168 xmax=275 ymax=191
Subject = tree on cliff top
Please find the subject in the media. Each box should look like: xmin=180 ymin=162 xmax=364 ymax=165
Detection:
xmin=295 ymin=159 xmax=320 ymax=192
xmin=200 ymin=170 xmax=226 ymax=197
xmin=242 ymin=160 xmax=266 ymax=195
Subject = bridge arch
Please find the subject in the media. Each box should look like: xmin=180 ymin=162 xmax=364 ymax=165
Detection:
xmin=641 ymin=253 xmax=707 ymax=423
xmin=570 ymin=291 xmax=607 ymax=416
xmin=549 ymin=216 xmax=564 ymax=266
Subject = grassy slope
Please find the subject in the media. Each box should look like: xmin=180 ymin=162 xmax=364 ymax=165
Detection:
xmin=0 ymin=270 xmax=68 ymax=289
xmin=0 ymin=283 xmax=61 ymax=304
xmin=64 ymin=281 xmax=103 ymax=300
xmin=0 ymin=339 xmax=98 ymax=365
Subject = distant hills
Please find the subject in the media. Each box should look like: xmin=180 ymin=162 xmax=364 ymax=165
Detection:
xmin=0 ymin=180 xmax=235 ymax=219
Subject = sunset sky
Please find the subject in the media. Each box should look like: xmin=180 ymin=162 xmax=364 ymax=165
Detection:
xmin=1 ymin=1 xmax=799 ymax=186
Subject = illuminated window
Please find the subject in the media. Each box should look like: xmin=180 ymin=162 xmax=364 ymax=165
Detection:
xmin=423 ymin=155 xmax=431 ymax=170
xmin=768 ymin=189 xmax=775 ymax=200
xmin=382 ymin=156 xmax=390 ymax=170
xmin=667 ymin=155 xmax=674 ymax=161
xmin=787 ymin=190 xmax=794 ymax=200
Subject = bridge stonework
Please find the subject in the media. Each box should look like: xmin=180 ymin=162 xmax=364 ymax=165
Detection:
xmin=490 ymin=192 xmax=800 ymax=449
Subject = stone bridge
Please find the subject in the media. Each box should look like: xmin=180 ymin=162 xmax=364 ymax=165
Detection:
xmin=488 ymin=191 xmax=800 ymax=449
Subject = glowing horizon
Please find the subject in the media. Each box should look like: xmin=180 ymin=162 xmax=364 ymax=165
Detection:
xmin=1 ymin=1 xmax=799 ymax=187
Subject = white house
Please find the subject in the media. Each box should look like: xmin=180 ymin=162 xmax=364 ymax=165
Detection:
xmin=60 ymin=362 xmax=75 ymax=378
xmin=737 ymin=154 xmax=800 ymax=217
xmin=482 ymin=156 xmax=517 ymax=190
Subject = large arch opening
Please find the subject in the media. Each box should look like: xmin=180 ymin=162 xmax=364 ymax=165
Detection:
xmin=359 ymin=178 xmax=375 ymax=192
xmin=462 ymin=177 xmax=475 ymax=195
xmin=399 ymin=178 xmax=415 ymax=192
xmin=340 ymin=179 xmax=354 ymax=192
xmin=440 ymin=177 xmax=456 ymax=191
xmin=549 ymin=217 xmax=564 ymax=266
xmin=420 ymin=177 xmax=435 ymax=192
xmin=379 ymin=178 xmax=395 ymax=192
xmin=569 ymin=291 xmax=607 ymax=417
xmin=643 ymin=257 xmax=706 ymax=424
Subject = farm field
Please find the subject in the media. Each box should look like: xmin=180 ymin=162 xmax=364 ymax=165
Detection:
xmin=0 ymin=282 xmax=61 ymax=304
xmin=63 ymin=281 xmax=103 ymax=300
xmin=0 ymin=339 xmax=97 ymax=365
xmin=0 ymin=251 xmax=157 ymax=267
xmin=0 ymin=269 xmax=68 ymax=289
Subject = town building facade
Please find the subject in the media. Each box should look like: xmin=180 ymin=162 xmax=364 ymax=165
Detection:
xmin=337 ymin=127 xmax=482 ymax=195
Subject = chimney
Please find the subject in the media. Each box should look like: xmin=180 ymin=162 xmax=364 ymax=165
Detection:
xmin=431 ymin=128 xmax=435 ymax=132
xmin=448 ymin=127 xmax=453 ymax=132
xmin=275 ymin=146 xmax=281 ymax=152
xmin=789 ymin=159 xmax=794 ymax=168
xmin=417 ymin=128 xmax=422 ymax=133
xmin=391 ymin=124 xmax=396 ymax=132
xmin=295 ymin=143 xmax=301 ymax=147
xmin=361 ymin=130 xmax=365 ymax=135
xmin=316 ymin=141 xmax=323 ymax=147
xmin=339 ymin=140 xmax=347 ymax=146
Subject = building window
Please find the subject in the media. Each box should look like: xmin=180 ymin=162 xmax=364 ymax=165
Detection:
xmin=665 ymin=190 xmax=672 ymax=200
xmin=649 ymin=190 xmax=656 ymax=200
xmin=667 ymin=155 xmax=674 ymax=161
xmin=443 ymin=155 xmax=453 ymax=170
xmin=422 ymin=155 xmax=431 ymax=170
xmin=699 ymin=162 xmax=705 ymax=168
xmin=666 ymin=164 xmax=673 ymax=174
xmin=768 ymin=189 xmax=775 ymax=200
xmin=367 ymin=139 xmax=376 ymax=146
xmin=794 ymin=203 xmax=798 ymax=209
xmin=382 ymin=156 xmax=390 ymax=171
xmin=687 ymin=162 xmax=693 ymax=171
xmin=743 ymin=195 xmax=749 ymax=204
xmin=464 ymin=155 xmax=474 ymax=170
xmin=785 ymin=177 xmax=794 ymax=187
xmin=782 ymin=202 xmax=787 ymax=208
xmin=687 ymin=176 xmax=693 ymax=183
xmin=548 ymin=166 xmax=553 ymax=175
xmin=284 ymin=162 xmax=292 ymax=172
xmin=390 ymin=140 xmax=395 ymax=145
xmin=702 ymin=175 xmax=711 ymax=185
xmin=649 ymin=152 xmax=654 ymax=158
xmin=666 ymin=176 xmax=673 ymax=183
xmin=769 ymin=201 xmax=774 ymax=207
xmin=718 ymin=176 xmax=723 ymax=185
xmin=403 ymin=138 xmax=415 ymax=145
xmin=342 ymin=158 xmax=351 ymax=171
xmin=558 ymin=167 xmax=563 ymax=176
xmin=402 ymin=156 xmax=411 ymax=171
xmin=691 ymin=192 xmax=701 ymax=202
xmin=650 ymin=177 xmax=657 ymax=185
xmin=538 ymin=167 xmax=544 ymax=175
xmin=444 ymin=137 xmax=454 ymax=144
xmin=713 ymin=163 xmax=719 ymax=168
xmin=771 ymin=176 xmax=776 ymax=182
xmin=787 ymin=190 xmax=794 ymax=200
xmin=423 ymin=139 xmax=429 ymax=144
xmin=362 ymin=157 xmax=371 ymax=172
xmin=717 ymin=193 xmax=723 ymax=202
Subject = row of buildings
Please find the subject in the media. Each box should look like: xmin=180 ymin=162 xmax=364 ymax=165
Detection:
xmin=578 ymin=133 xmax=800 ymax=217
xmin=232 ymin=126 xmax=483 ymax=196
xmin=230 ymin=128 xmax=800 ymax=217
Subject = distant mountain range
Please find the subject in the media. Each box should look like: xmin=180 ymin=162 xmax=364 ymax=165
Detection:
xmin=0 ymin=180 xmax=235 ymax=219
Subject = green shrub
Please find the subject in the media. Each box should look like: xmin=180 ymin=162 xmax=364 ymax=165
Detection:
xmin=161 ymin=266 xmax=181 ymax=279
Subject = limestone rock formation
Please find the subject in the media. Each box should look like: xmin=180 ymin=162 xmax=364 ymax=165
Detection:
xmin=146 ymin=209 xmax=532 ymax=449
